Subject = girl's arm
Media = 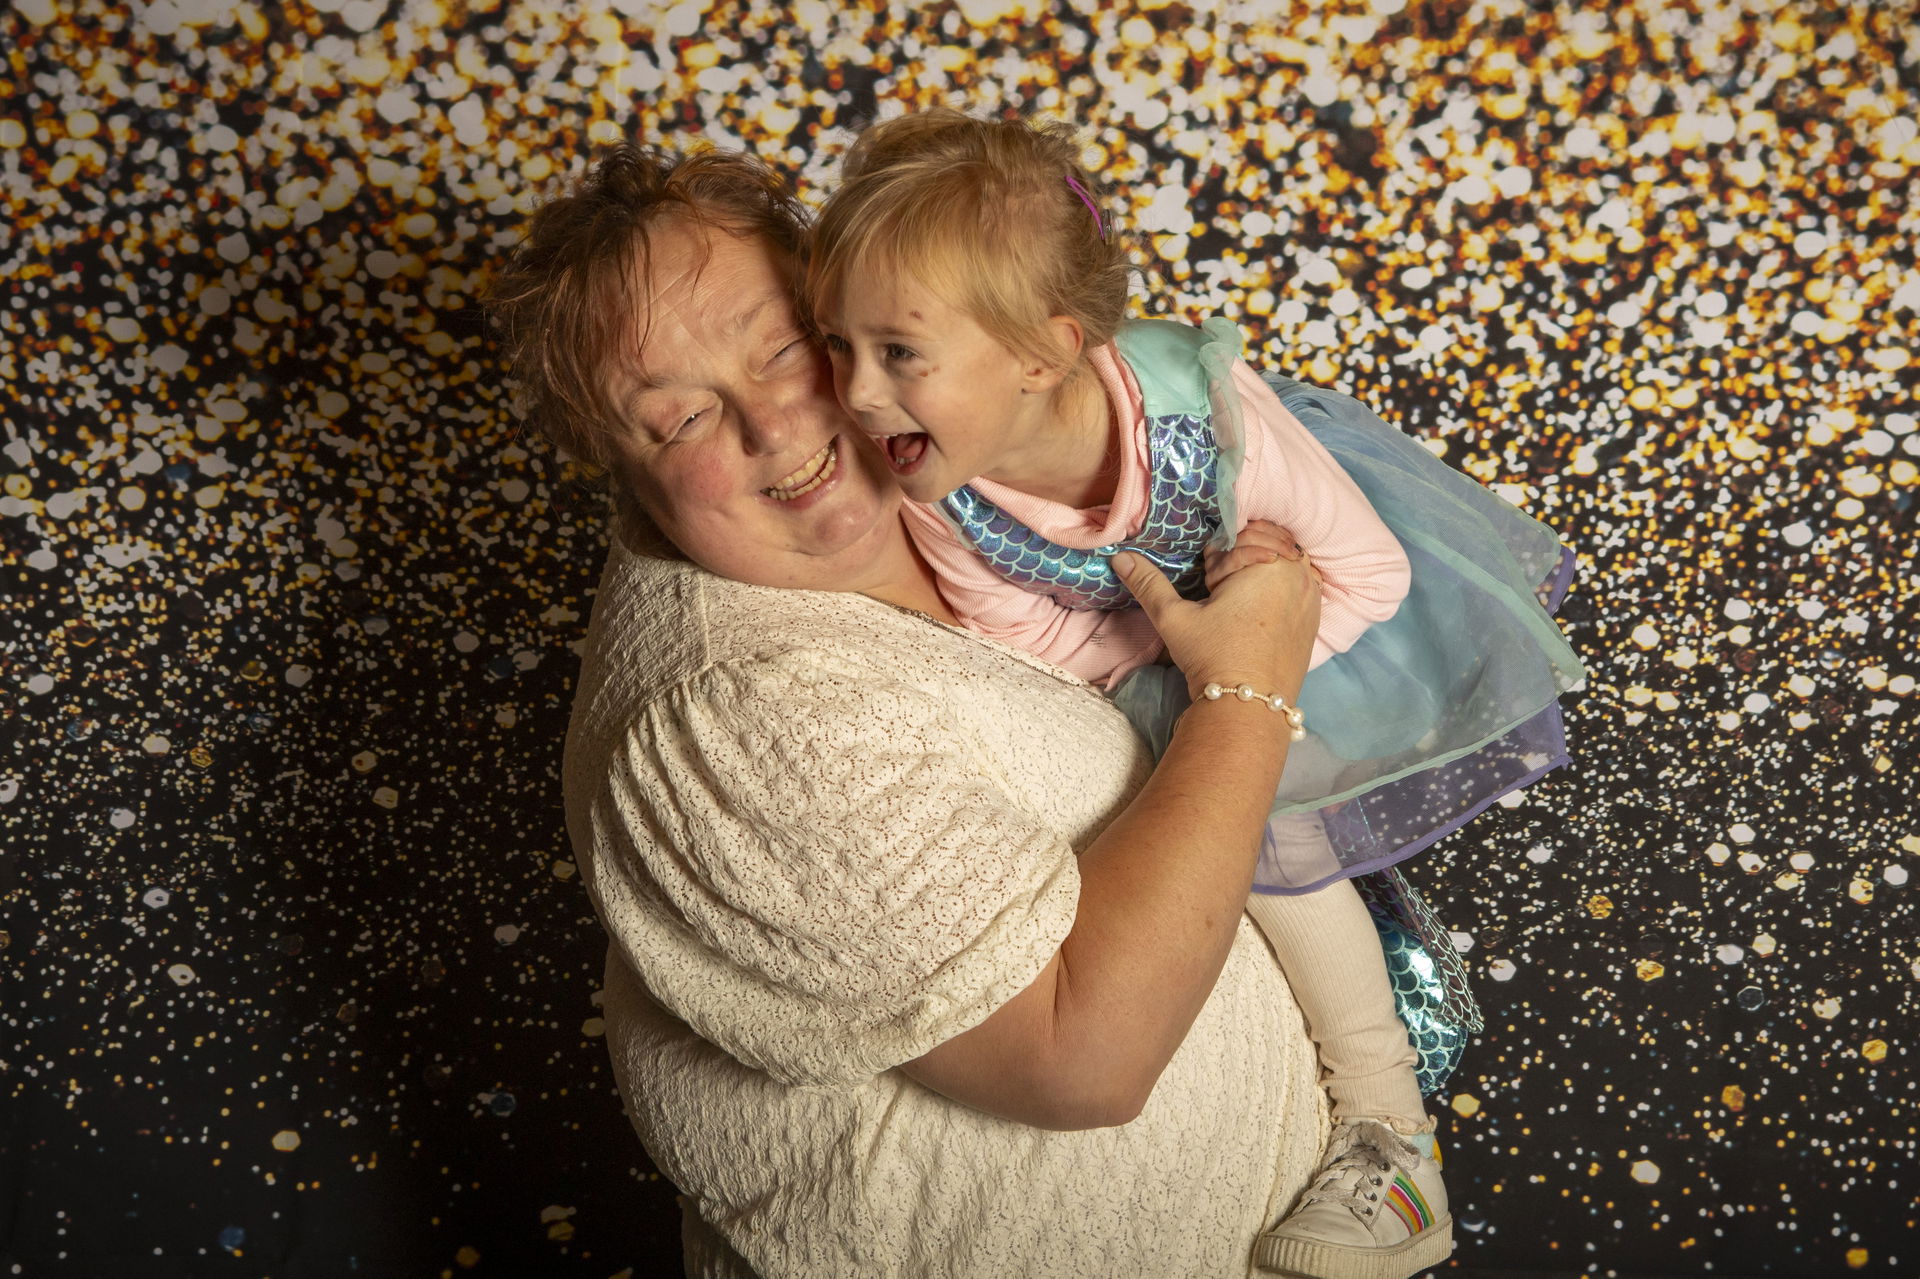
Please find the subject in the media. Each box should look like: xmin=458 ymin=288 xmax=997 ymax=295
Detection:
xmin=902 ymin=542 xmax=1320 ymax=1129
xmin=1228 ymin=360 xmax=1410 ymax=668
xmin=903 ymin=500 xmax=1167 ymax=688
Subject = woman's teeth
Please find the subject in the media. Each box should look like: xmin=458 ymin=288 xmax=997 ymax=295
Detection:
xmin=763 ymin=440 xmax=838 ymax=500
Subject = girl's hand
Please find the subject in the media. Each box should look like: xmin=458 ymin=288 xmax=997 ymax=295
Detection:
xmin=1114 ymin=534 xmax=1321 ymax=703
xmin=1202 ymin=519 xmax=1304 ymax=593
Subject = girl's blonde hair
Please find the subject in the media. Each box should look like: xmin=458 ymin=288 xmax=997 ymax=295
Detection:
xmin=808 ymin=108 xmax=1132 ymax=373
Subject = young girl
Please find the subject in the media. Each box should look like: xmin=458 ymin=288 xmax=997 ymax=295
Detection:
xmin=809 ymin=108 xmax=1585 ymax=1279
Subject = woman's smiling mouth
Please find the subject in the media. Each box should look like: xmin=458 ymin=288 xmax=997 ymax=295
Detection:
xmin=762 ymin=439 xmax=840 ymax=500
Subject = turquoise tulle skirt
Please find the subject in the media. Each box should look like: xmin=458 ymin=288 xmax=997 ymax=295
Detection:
xmin=1113 ymin=374 xmax=1587 ymax=894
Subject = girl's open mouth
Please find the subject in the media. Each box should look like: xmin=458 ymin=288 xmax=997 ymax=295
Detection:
xmin=881 ymin=432 xmax=929 ymax=474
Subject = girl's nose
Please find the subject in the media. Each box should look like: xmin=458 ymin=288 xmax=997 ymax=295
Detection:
xmin=842 ymin=355 xmax=889 ymax=414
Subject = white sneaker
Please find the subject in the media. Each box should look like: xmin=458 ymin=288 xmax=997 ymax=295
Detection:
xmin=1254 ymin=1117 xmax=1453 ymax=1279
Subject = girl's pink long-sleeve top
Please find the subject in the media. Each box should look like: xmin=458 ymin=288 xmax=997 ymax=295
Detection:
xmin=901 ymin=345 xmax=1412 ymax=688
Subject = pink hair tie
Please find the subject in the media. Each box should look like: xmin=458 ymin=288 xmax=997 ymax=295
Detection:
xmin=1064 ymin=173 xmax=1105 ymax=241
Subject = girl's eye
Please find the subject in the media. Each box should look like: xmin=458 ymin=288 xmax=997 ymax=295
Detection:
xmin=884 ymin=343 xmax=916 ymax=362
xmin=821 ymin=333 xmax=849 ymax=354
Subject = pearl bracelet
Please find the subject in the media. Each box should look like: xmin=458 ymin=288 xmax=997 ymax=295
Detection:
xmin=1200 ymin=681 xmax=1308 ymax=741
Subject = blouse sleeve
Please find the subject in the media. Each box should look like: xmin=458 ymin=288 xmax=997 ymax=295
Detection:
xmin=576 ymin=648 xmax=1083 ymax=1089
xmin=1229 ymin=360 xmax=1412 ymax=667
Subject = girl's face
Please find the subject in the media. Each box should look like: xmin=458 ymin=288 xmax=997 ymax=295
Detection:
xmin=819 ymin=268 xmax=1057 ymax=504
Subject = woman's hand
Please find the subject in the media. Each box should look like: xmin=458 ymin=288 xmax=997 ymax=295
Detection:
xmin=1201 ymin=519 xmax=1302 ymax=593
xmin=1114 ymin=519 xmax=1321 ymax=703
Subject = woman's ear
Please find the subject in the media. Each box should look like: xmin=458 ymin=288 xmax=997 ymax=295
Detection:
xmin=1022 ymin=315 xmax=1086 ymax=392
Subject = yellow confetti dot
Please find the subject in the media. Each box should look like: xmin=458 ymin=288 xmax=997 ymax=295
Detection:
xmin=455 ymin=1245 xmax=481 ymax=1268
xmin=372 ymin=787 xmax=400 ymax=808
xmin=1635 ymin=959 xmax=1665 ymax=981
xmin=1451 ymin=1094 xmax=1480 ymax=1117
xmin=1847 ymin=1248 xmax=1870 ymax=1268
xmin=1487 ymin=93 xmax=1528 ymax=120
xmin=1567 ymin=235 xmax=1607 ymax=264
xmin=1586 ymin=895 xmax=1613 ymax=919
xmin=1861 ymin=1040 xmax=1887 ymax=1063
xmin=1721 ymin=1084 xmax=1745 ymax=1111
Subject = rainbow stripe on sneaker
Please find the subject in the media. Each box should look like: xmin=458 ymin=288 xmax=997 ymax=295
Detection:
xmin=1385 ymin=1174 xmax=1435 ymax=1234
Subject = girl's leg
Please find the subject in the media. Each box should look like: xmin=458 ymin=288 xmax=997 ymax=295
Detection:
xmin=1246 ymin=823 xmax=1453 ymax=1272
xmin=1242 ymin=843 xmax=1425 ymax=1126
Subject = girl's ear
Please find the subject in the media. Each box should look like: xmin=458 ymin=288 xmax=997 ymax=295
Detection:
xmin=1023 ymin=315 xmax=1086 ymax=392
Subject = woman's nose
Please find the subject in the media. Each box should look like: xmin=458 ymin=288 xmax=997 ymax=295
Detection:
xmin=736 ymin=394 xmax=797 ymax=455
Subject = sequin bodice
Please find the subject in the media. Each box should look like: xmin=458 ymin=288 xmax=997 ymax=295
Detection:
xmin=937 ymin=407 xmax=1224 ymax=612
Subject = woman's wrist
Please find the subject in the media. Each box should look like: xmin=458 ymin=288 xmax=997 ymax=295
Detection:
xmin=1183 ymin=675 xmax=1308 ymax=739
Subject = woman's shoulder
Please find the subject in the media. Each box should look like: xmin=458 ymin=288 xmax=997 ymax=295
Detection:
xmin=566 ymin=538 xmax=990 ymax=757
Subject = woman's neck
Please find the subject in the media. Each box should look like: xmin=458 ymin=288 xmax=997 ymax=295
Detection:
xmin=981 ymin=367 xmax=1119 ymax=511
xmin=860 ymin=511 xmax=960 ymax=625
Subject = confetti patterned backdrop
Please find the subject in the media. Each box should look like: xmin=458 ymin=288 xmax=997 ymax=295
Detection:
xmin=3 ymin=0 xmax=1916 ymax=1275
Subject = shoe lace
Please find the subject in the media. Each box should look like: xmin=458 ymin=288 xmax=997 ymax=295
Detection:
xmin=1299 ymin=1121 xmax=1419 ymax=1218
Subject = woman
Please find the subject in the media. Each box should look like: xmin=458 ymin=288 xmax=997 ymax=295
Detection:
xmin=490 ymin=143 xmax=1335 ymax=1277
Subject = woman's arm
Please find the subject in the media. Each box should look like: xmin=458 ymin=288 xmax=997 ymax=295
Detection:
xmin=902 ymin=538 xmax=1321 ymax=1129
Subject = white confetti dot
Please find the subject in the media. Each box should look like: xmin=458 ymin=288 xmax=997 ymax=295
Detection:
xmin=1723 ymin=599 xmax=1752 ymax=620
xmin=1630 ymin=1160 xmax=1660 ymax=1184
xmin=1792 ymin=229 xmax=1828 ymax=258
xmin=166 ymin=963 xmax=195 ymax=986
xmin=1729 ymin=823 xmax=1756 ymax=844
xmin=142 ymin=734 xmax=171 ymax=755
xmin=1606 ymin=300 xmax=1642 ymax=327
xmin=1715 ymin=944 xmax=1744 ymax=964
xmin=285 ymin=664 xmax=313 ymax=687
xmin=1487 ymin=958 xmax=1517 ymax=981
xmin=1492 ymin=165 xmax=1533 ymax=198
xmin=111 ymin=808 xmax=136 ymax=829
xmin=1781 ymin=522 xmax=1813 ymax=547
xmin=144 ymin=888 xmax=170 ymax=909
xmin=1884 ymin=866 xmax=1909 ymax=886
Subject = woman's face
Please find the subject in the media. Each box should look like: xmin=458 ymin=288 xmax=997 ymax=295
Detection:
xmin=603 ymin=221 xmax=903 ymax=592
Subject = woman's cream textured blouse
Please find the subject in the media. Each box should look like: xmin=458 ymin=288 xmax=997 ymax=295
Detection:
xmin=563 ymin=534 xmax=1327 ymax=1277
